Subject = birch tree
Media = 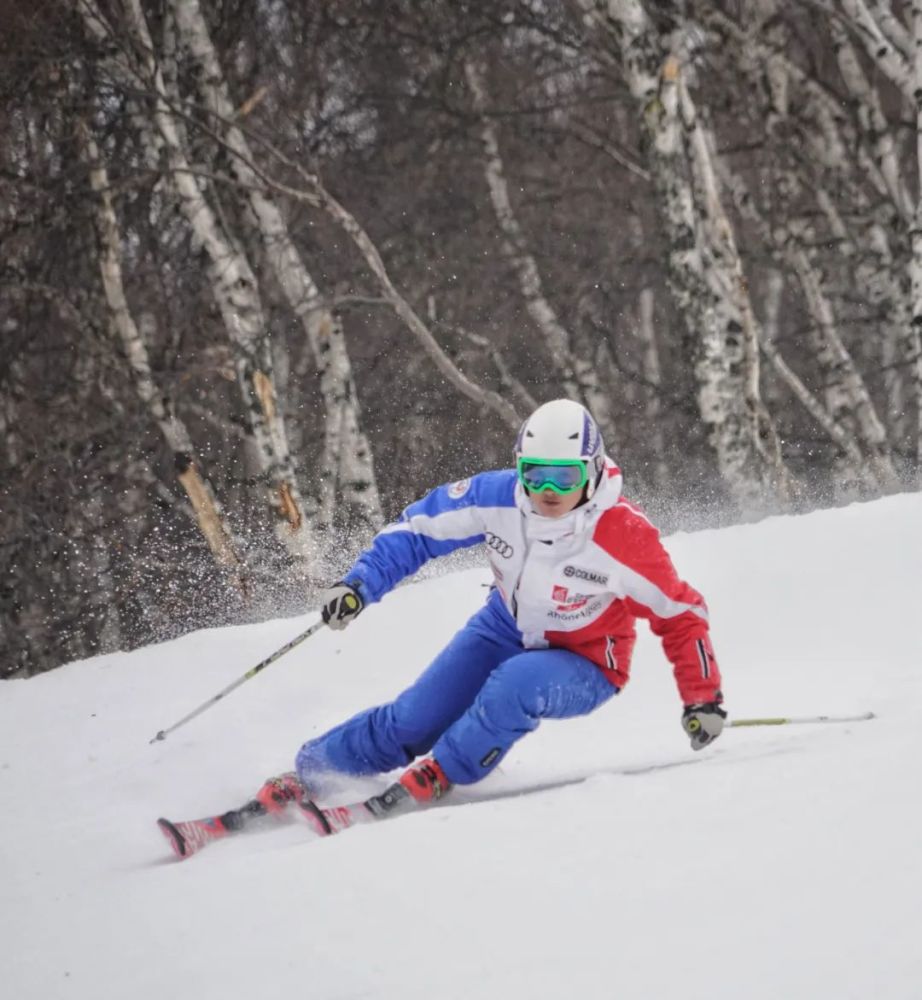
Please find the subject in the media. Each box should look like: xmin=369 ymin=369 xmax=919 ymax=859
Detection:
xmin=78 ymin=118 xmax=248 ymax=591
xmin=577 ymin=0 xmax=788 ymax=513
xmin=635 ymin=287 xmax=670 ymax=489
xmin=703 ymin=0 xmax=921 ymax=479
xmin=701 ymin=1 xmax=906 ymax=489
xmin=167 ymin=0 xmax=382 ymax=539
xmin=76 ymin=0 xmax=318 ymax=569
xmin=159 ymin=4 xmax=524 ymax=435
xmin=11 ymin=0 xmax=922 ymax=679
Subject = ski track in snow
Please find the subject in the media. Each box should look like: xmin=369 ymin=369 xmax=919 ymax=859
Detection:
xmin=1 ymin=493 xmax=921 ymax=1000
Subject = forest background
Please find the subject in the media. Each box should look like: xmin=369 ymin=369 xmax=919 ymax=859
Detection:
xmin=2 ymin=0 xmax=920 ymax=677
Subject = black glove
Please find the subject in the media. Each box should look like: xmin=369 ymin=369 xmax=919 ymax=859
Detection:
xmin=320 ymin=582 xmax=364 ymax=630
xmin=682 ymin=702 xmax=727 ymax=751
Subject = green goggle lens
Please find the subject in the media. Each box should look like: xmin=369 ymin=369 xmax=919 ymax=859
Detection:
xmin=516 ymin=458 xmax=588 ymax=495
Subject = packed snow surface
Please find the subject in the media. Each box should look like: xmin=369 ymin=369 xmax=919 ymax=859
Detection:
xmin=2 ymin=493 xmax=921 ymax=1000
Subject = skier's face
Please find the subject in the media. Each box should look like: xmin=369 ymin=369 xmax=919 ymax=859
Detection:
xmin=527 ymin=485 xmax=585 ymax=518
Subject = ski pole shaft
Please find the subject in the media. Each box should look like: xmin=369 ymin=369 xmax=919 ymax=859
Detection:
xmin=727 ymin=711 xmax=875 ymax=729
xmin=149 ymin=619 xmax=326 ymax=744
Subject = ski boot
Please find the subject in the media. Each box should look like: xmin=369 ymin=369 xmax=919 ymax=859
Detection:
xmin=396 ymin=757 xmax=452 ymax=803
xmin=254 ymin=772 xmax=307 ymax=816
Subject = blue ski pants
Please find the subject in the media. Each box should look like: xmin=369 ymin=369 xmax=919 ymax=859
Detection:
xmin=295 ymin=592 xmax=618 ymax=787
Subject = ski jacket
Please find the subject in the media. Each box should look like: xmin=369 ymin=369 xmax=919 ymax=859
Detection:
xmin=343 ymin=461 xmax=722 ymax=705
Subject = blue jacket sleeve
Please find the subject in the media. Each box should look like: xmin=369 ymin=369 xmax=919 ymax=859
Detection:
xmin=342 ymin=471 xmax=515 ymax=604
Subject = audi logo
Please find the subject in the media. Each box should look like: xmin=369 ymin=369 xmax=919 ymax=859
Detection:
xmin=484 ymin=532 xmax=514 ymax=559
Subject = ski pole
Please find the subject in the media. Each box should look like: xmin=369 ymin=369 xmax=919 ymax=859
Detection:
xmin=727 ymin=711 xmax=875 ymax=729
xmin=149 ymin=619 xmax=326 ymax=744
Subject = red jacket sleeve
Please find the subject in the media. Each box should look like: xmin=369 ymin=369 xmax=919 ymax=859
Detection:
xmin=595 ymin=503 xmax=723 ymax=705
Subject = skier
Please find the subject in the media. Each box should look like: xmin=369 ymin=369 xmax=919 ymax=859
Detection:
xmin=285 ymin=398 xmax=722 ymax=800
xmin=159 ymin=398 xmax=726 ymax=855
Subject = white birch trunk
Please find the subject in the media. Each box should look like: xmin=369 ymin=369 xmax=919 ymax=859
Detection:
xmin=825 ymin=17 xmax=919 ymax=466
xmin=817 ymin=186 xmax=915 ymax=460
xmin=868 ymin=0 xmax=913 ymax=56
xmin=169 ymin=0 xmax=519 ymax=453
xmin=674 ymin=69 xmax=790 ymax=503
xmin=707 ymin=4 xmax=893 ymax=203
xmin=580 ymin=0 xmax=785 ymax=512
xmin=169 ymin=0 xmax=382 ymax=533
xmin=705 ymin=9 xmax=907 ymax=487
xmin=77 ymin=0 xmax=317 ymax=568
xmin=830 ymin=18 xmax=913 ymax=220
xmin=79 ymin=120 xmax=249 ymax=589
xmin=777 ymin=174 xmax=901 ymax=482
xmin=636 ymin=287 xmax=669 ymax=489
xmin=755 ymin=270 xmax=866 ymax=472
xmin=838 ymin=0 xmax=915 ymax=97
xmin=758 ymin=332 xmax=867 ymax=472
xmin=910 ymin=0 xmax=922 ymax=473
xmin=770 ymin=0 xmax=922 ymax=473
xmin=719 ymin=163 xmax=887 ymax=490
xmin=320 ymin=310 xmax=382 ymax=539
xmin=791 ymin=237 xmax=898 ymax=491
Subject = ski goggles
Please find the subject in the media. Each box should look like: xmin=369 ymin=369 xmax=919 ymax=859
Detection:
xmin=516 ymin=458 xmax=589 ymax=495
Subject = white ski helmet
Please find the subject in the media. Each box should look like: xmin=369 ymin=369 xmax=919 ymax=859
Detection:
xmin=514 ymin=399 xmax=606 ymax=498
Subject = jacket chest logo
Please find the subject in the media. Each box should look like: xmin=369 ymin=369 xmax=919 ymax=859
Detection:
xmin=563 ymin=564 xmax=609 ymax=586
xmin=485 ymin=532 xmax=514 ymax=558
xmin=552 ymin=585 xmax=590 ymax=611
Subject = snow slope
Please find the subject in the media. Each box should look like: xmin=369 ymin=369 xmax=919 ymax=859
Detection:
xmin=2 ymin=493 xmax=921 ymax=1000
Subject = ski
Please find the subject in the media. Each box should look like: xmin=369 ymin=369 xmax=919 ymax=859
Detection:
xmin=161 ymin=722 xmax=872 ymax=860
xmin=156 ymin=755 xmax=722 ymax=860
xmin=157 ymin=815 xmax=229 ymax=859
xmin=156 ymin=798 xmax=269 ymax=859
xmin=299 ymin=781 xmax=414 ymax=837
xmin=157 ymin=780 xmax=415 ymax=860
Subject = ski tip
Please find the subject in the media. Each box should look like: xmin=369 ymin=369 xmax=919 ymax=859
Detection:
xmin=157 ymin=817 xmax=188 ymax=859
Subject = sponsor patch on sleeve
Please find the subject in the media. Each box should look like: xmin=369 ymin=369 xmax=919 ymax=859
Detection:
xmin=447 ymin=478 xmax=472 ymax=499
